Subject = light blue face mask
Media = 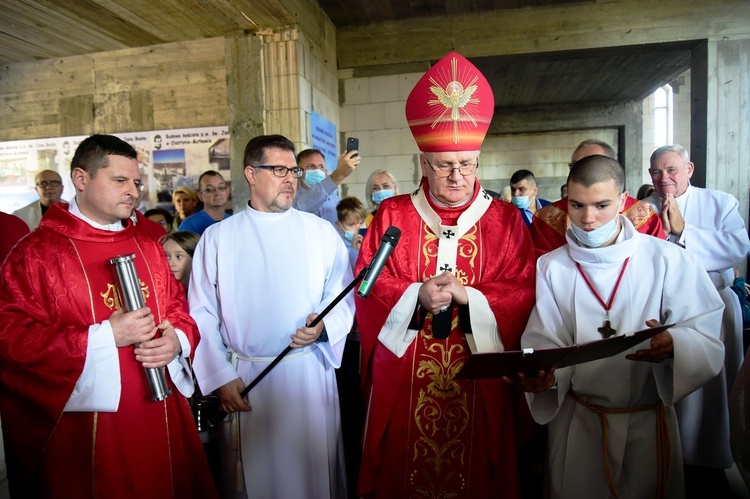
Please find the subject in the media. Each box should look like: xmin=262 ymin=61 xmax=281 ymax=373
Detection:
xmin=343 ymin=230 xmax=355 ymax=241
xmin=569 ymin=214 xmax=620 ymax=247
xmin=304 ymin=169 xmax=326 ymax=186
xmin=511 ymin=195 xmax=531 ymax=209
xmin=372 ymin=189 xmax=395 ymax=205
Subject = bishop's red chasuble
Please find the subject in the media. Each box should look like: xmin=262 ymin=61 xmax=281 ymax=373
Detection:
xmin=530 ymin=196 xmax=665 ymax=258
xmin=355 ymin=182 xmax=536 ymax=499
xmin=0 ymin=203 xmax=216 ymax=498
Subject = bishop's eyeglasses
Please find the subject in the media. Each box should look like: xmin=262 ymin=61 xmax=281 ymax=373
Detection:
xmin=253 ymin=165 xmax=305 ymax=178
xmin=424 ymin=157 xmax=479 ymax=178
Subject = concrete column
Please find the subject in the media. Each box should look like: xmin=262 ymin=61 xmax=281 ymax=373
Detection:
xmin=705 ymin=37 xmax=750 ymax=276
xmin=262 ymin=29 xmax=304 ymax=146
xmin=226 ymin=34 xmax=265 ymax=212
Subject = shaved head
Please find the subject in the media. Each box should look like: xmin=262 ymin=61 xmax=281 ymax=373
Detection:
xmin=567 ymin=154 xmax=625 ymax=193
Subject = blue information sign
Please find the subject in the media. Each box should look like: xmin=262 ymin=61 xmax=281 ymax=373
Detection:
xmin=310 ymin=111 xmax=338 ymax=172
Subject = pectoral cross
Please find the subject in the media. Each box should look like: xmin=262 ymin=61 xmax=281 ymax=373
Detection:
xmin=598 ymin=318 xmax=617 ymax=338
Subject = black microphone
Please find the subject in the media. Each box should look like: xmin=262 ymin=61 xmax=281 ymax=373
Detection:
xmin=357 ymin=226 xmax=401 ymax=298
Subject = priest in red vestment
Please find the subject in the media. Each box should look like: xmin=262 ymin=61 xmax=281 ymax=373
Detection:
xmin=0 ymin=135 xmax=216 ymax=498
xmin=355 ymin=52 xmax=536 ymax=499
xmin=530 ymin=139 xmax=665 ymax=258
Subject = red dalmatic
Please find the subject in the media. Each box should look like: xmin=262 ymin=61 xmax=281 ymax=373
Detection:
xmin=355 ymin=183 xmax=536 ymax=499
xmin=530 ymin=196 xmax=665 ymax=258
xmin=0 ymin=203 xmax=216 ymax=498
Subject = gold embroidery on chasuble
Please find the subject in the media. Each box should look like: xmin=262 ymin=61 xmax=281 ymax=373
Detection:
xmin=100 ymin=280 xmax=150 ymax=310
xmin=408 ymin=222 xmax=479 ymax=496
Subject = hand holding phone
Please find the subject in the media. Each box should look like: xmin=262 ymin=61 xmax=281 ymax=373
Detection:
xmin=346 ymin=137 xmax=359 ymax=157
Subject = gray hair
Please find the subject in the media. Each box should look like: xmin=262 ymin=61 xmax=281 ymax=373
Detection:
xmin=650 ymin=144 xmax=689 ymax=166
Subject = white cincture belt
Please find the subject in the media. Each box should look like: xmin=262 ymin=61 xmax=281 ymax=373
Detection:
xmin=228 ymin=345 xmax=315 ymax=364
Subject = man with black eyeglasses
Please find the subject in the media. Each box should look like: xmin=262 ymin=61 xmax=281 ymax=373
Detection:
xmin=190 ymin=134 xmax=354 ymax=498
xmin=179 ymin=170 xmax=230 ymax=235
xmin=13 ymin=169 xmax=64 ymax=229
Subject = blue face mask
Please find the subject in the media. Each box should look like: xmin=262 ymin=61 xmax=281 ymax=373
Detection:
xmin=343 ymin=230 xmax=355 ymax=241
xmin=372 ymin=189 xmax=395 ymax=205
xmin=304 ymin=169 xmax=326 ymax=186
xmin=511 ymin=195 xmax=531 ymax=209
xmin=569 ymin=214 xmax=620 ymax=248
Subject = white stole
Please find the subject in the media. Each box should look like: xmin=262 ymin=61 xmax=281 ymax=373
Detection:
xmin=378 ymin=186 xmax=503 ymax=356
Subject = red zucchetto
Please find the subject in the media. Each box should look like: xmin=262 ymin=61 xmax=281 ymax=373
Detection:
xmin=405 ymin=52 xmax=494 ymax=152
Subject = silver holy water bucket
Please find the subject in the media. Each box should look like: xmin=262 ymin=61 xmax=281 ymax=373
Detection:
xmin=109 ymin=254 xmax=172 ymax=402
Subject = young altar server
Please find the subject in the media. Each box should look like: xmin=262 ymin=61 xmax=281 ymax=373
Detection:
xmin=514 ymin=154 xmax=725 ymax=499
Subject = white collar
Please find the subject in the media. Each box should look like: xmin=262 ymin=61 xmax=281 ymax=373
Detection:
xmin=674 ymin=184 xmax=691 ymax=213
xmin=69 ymin=196 xmax=125 ymax=232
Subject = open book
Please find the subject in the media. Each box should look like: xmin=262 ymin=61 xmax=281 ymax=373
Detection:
xmin=455 ymin=324 xmax=673 ymax=379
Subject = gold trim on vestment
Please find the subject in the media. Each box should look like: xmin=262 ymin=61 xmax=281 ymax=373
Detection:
xmin=535 ymin=204 xmax=569 ymax=235
xmin=622 ymin=200 xmax=656 ymax=231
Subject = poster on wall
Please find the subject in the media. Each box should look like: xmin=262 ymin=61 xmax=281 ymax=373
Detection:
xmin=0 ymin=126 xmax=229 ymax=215
xmin=310 ymin=111 xmax=338 ymax=172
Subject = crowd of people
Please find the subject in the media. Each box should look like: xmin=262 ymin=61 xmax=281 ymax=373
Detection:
xmin=0 ymin=51 xmax=749 ymax=499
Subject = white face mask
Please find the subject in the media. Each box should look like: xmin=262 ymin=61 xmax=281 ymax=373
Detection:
xmin=569 ymin=214 xmax=620 ymax=248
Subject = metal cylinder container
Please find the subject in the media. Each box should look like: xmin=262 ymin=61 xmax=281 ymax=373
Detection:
xmin=109 ymin=254 xmax=172 ymax=402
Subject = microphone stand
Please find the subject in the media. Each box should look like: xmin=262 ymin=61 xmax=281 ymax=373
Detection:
xmin=210 ymin=265 xmax=368 ymax=425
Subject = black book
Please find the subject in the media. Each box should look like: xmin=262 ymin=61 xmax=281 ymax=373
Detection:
xmin=455 ymin=324 xmax=673 ymax=379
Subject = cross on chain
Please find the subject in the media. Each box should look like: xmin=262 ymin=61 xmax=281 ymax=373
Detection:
xmin=597 ymin=320 xmax=617 ymax=338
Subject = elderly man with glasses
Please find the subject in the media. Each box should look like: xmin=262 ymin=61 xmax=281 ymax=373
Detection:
xmin=13 ymin=169 xmax=65 ymax=229
xmin=178 ymin=170 xmax=230 ymax=235
xmin=190 ymin=134 xmax=354 ymax=498
xmin=643 ymin=144 xmax=750 ymax=498
xmin=354 ymin=52 xmax=537 ymax=499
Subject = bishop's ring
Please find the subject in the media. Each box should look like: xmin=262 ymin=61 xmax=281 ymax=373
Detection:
xmin=439 ymin=305 xmax=448 ymax=313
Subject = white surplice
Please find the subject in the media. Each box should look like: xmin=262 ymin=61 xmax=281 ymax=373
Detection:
xmin=189 ymin=205 xmax=354 ymax=499
xmin=645 ymin=186 xmax=750 ymax=467
xmin=522 ymin=216 xmax=725 ymax=499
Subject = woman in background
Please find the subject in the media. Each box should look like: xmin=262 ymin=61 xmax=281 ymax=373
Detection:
xmin=171 ymin=186 xmax=200 ymax=232
xmin=365 ymin=169 xmax=398 ymax=226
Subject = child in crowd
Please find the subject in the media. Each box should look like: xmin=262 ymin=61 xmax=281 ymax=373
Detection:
xmin=162 ymin=231 xmax=200 ymax=291
xmin=335 ymin=196 xmax=367 ymax=271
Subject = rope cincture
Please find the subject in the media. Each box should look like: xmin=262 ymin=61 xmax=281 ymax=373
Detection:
xmin=570 ymin=391 xmax=670 ymax=499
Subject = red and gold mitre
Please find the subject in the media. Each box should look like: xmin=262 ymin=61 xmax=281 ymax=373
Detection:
xmin=405 ymin=52 xmax=494 ymax=152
